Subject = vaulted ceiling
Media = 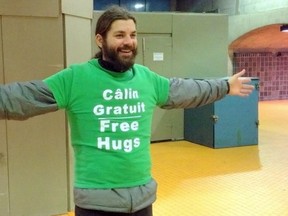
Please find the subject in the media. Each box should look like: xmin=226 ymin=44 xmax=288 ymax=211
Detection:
xmin=229 ymin=24 xmax=288 ymax=53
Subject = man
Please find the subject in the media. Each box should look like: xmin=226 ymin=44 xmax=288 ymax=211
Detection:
xmin=0 ymin=5 xmax=254 ymax=216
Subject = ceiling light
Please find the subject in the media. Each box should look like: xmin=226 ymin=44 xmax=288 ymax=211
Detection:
xmin=280 ymin=24 xmax=288 ymax=32
xmin=134 ymin=3 xmax=144 ymax=9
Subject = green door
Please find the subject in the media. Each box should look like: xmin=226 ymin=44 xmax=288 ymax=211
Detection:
xmin=139 ymin=35 xmax=183 ymax=141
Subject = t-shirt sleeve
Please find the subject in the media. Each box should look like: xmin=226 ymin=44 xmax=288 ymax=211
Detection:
xmin=43 ymin=67 xmax=74 ymax=109
xmin=153 ymin=73 xmax=170 ymax=106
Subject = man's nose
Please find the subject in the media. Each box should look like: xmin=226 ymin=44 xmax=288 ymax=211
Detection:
xmin=123 ymin=35 xmax=134 ymax=44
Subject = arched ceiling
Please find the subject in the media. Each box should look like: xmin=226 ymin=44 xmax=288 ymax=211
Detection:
xmin=229 ymin=24 xmax=288 ymax=53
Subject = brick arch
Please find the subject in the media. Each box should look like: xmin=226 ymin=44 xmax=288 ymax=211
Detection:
xmin=229 ymin=24 xmax=288 ymax=53
xmin=229 ymin=24 xmax=288 ymax=101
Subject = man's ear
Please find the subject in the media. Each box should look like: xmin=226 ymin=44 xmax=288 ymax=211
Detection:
xmin=95 ymin=34 xmax=103 ymax=49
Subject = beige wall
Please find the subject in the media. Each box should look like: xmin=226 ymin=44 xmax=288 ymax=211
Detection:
xmin=0 ymin=0 xmax=60 ymax=17
xmin=0 ymin=0 xmax=93 ymax=215
xmin=1 ymin=12 xmax=68 ymax=216
xmin=0 ymin=14 xmax=10 ymax=216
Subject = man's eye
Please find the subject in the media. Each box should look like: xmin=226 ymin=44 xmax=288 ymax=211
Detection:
xmin=116 ymin=34 xmax=124 ymax=38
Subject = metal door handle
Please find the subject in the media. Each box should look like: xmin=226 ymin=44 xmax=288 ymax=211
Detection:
xmin=211 ymin=115 xmax=219 ymax=123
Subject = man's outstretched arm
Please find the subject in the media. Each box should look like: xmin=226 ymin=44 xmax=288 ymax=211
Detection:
xmin=162 ymin=69 xmax=254 ymax=109
xmin=0 ymin=80 xmax=58 ymax=120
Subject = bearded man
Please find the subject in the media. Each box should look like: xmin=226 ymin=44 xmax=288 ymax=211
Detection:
xmin=0 ymin=5 xmax=254 ymax=216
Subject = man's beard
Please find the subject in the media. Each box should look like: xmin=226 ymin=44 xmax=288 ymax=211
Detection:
xmin=102 ymin=41 xmax=137 ymax=72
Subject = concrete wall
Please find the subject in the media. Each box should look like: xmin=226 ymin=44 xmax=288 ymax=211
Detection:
xmin=229 ymin=8 xmax=288 ymax=44
xmin=183 ymin=0 xmax=288 ymax=15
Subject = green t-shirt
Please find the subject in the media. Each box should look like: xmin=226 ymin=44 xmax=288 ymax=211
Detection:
xmin=44 ymin=59 xmax=169 ymax=189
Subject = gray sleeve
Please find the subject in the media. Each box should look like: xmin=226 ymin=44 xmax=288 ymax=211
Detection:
xmin=161 ymin=77 xmax=228 ymax=109
xmin=0 ymin=80 xmax=58 ymax=120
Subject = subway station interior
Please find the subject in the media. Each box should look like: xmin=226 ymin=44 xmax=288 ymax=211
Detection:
xmin=0 ymin=0 xmax=288 ymax=215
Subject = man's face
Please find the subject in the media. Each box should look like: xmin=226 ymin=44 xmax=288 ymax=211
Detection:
xmin=99 ymin=19 xmax=138 ymax=71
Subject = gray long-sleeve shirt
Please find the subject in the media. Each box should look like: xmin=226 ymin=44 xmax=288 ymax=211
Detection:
xmin=0 ymin=78 xmax=228 ymax=120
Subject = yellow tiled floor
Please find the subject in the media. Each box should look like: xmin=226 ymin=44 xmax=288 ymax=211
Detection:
xmin=66 ymin=100 xmax=288 ymax=216
xmin=151 ymin=100 xmax=288 ymax=216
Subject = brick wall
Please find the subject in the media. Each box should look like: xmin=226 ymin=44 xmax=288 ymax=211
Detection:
xmin=233 ymin=52 xmax=288 ymax=101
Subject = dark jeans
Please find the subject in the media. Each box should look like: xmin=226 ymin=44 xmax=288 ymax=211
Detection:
xmin=75 ymin=205 xmax=153 ymax=216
